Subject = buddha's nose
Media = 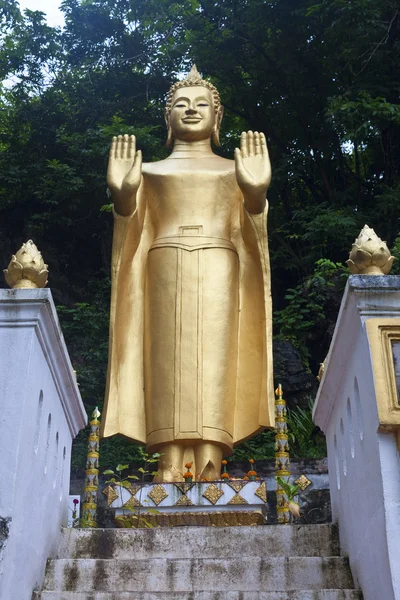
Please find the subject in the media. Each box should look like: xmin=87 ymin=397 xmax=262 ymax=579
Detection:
xmin=185 ymin=107 xmax=197 ymax=115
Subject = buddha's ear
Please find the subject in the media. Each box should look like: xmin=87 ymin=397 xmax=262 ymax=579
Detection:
xmin=212 ymin=105 xmax=224 ymax=147
xmin=164 ymin=109 xmax=173 ymax=148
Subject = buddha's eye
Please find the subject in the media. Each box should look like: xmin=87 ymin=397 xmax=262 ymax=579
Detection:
xmin=175 ymin=103 xmax=187 ymax=108
xmin=198 ymin=103 xmax=209 ymax=107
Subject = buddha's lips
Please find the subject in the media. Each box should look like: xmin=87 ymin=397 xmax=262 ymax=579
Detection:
xmin=182 ymin=117 xmax=202 ymax=123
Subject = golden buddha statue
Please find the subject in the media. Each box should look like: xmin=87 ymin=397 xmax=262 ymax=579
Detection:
xmin=101 ymin=66 xmax=275 ymax=481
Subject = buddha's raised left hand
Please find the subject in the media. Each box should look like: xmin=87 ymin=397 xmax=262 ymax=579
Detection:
xmin=234 ymin=131 xmax=271 ymax=214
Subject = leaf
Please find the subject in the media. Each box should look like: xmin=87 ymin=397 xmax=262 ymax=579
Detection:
xmin=116 ymin=464 xmax=129 ymax=472
xmin=103 ymin=469 xmax=115 ymax=475
xmin=128 ymin=475 xmax=140 ymax=480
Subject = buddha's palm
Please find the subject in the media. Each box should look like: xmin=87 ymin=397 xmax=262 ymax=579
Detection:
xmin=107 ymin=134 xmax=142 ymax=215
xmin=234 ymin=131 xmax=271 ymax=210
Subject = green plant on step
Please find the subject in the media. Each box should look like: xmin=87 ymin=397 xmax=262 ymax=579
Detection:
xmin=104 ymin=449 xmax=161 ymax=528
xmin=276 ymin=476 xmax=301 ymax=519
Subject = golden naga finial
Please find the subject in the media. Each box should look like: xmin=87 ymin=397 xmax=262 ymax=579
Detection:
xmin=346 ymin=225 xmax=395 ymax=275
xmin=4 ymin=240 xmax=49 ymax=289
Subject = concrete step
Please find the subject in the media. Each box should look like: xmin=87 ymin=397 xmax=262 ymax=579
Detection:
xmin=57 ymin=524 xmax=340 ymax=560
xmin=43 ymin=557 xmax=355 ymax=593
xmin=38 ymin=591 xmax=362 ymax=600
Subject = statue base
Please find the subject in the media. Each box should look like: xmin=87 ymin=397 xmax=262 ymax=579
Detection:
xmin=102 ymin=480 xmax=268 ymax=528
xmin=115 ymin=511 xmax=265 ymax=528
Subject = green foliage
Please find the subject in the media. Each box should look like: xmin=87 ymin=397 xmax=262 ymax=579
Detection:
xmin=103 ymin=450 xmax=162 ymax=528
xmin=104 ymin=450 xmax=161 ymax=486
xmin=232 ymin=400 xmax=327 ymax=461
xmin=275 ymin=477 xmax=300 ymax=502
xmin=232 ymin=430 xmax=276 ymax=461
xmin=390 ymin=231 xmax=400 ymax=275
xmin=274 ymin=259 xmax=348 ymax=362
xmin=286 ymin=400 xmax=327 ymax=459
xmin=0 ymin=0 xmax=398 ymax=466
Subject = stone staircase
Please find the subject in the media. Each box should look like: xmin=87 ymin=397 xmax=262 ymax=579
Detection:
xmin=37 ymin=524 xmax=362 ymax=599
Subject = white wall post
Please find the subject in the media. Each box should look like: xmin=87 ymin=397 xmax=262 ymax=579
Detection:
xmin=314 ymin=275 xmax=400 ymax=600
xmin=0 ymin=289 xmax=87 ymax=600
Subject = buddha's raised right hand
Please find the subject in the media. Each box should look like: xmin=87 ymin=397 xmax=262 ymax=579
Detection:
xmin=107 ymin=134 xmax=142 ymax=216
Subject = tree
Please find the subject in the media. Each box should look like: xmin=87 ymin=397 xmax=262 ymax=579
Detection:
xmin=0 ymin=0 xmax=398 ymax=462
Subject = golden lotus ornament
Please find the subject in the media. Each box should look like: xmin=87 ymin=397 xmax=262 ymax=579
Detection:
xmin=4 ymin=240 xmax=49 ymax=289
xmin=347 ymin=225 xmax=394 ymax=275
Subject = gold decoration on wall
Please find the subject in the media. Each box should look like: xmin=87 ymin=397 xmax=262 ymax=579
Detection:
xmin=227 ymin=481 xmax=247 ymax=493
xmin=81 ymin=407 xmax=101 ymax=528
xmin=202 ymin=484 xmax=224 ymax=505
xmin=254 ymin=481 xmax=267 ymax=503
xmin=175 ymin=494 xmax=194 ymax=506
xmin=128 ymin=484 xmax=142 ymax=497
xmin=227 ymin=493 xmax=248 ymax=505
xmin=365 ymin=318 xmax=400 ymax=451
xmin=295 ymin=474 xmax=312 ymax=491
xmin=4 ymin=240 xmax=49 ymax=289
xmin=148 ymin=484 xmax=168 ymax=506
xmin=317 ymin=361 xmax=326 ymax=383
xmin=347 ymin=225 xmax=395 ymax=275
xmin=115 ymin=510 xmax=265 ymax=529
xmin=275 ymin=384 xmax=290 ymax=524
xmin=174 ymin=482 xmax=195 ymax=495
xmin=123 ymin=495 xmax=142 ymax=509
xmin=102 ymin=485 xmax=119 ymax=507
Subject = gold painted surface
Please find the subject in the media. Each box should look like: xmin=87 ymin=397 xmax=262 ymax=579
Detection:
xmin=4 ymin=240 xmax=48 ymax=289
xmin=227 ymin=481 xmax=247 ymax=493
xmin=347 ymin=225 xmax=394 ymax=275
xmin=227 ymin=493 xmax=248 ymax=505
xmin=123 ymin=495 xmax=142 ymax=509
xmin=128 ymin=484 xmax=142 ymax=497
xmin=115 ymin=511 xmax=266 ymax=528
xmin=317 ymin=361 xmax=326 ymax=383
xmin=295 ymin=474 xmax=312 ymax=491
xmin=365 ymin=319 xmax=400 ymax=448
xmin=202 ymin=483 xmax=224 ymax=505
xmin=174 ymin=482 xmax=195 ymax=494
xmin=275 ymin=385 xmax=290 ymax=524
xmin=148 ymin=484 xmax=168 ymax=506
xmin=254 ymin=481 xmax=267 ymax=503
xmin=81 ymin=408 xmax=101 ymax=527
xmin=100 ymin=65 xmax=275 ymax=481
xmin=175 ymin=494 xmax=194 ymax=506
xmin=102 ymin=485 xmax=119 ymax=507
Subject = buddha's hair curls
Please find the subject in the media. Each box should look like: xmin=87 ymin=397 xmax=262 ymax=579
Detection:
xmin=165 ymin=65 xmax=221 ymax=115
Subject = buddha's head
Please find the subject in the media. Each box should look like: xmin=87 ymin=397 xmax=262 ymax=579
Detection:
xmin=165 ymin=65 xmax=224 ymax=146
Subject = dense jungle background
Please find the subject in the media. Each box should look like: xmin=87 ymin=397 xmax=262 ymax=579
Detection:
xmin=0 ymin=0 xmax=399 ymax=466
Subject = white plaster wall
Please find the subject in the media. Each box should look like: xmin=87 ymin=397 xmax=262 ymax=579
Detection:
xmin=314 ymin=276 xmax=400 ymax=600
xmin=0 ymin=289 xmax=86 ymax=600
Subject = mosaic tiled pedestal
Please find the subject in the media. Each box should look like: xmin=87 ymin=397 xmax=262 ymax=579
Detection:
xmin=103 ymin=480 xmax=268 ymax=527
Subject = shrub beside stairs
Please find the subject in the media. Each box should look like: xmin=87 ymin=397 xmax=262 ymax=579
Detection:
xmin=35 ymin=524 xmax=362 ymax=599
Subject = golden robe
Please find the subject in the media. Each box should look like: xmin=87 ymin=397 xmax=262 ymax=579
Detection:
xmin=101 ymin=164 xmax=274 ymax=453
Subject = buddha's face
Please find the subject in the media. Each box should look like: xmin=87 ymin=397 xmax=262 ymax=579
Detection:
xmin=168 ymin=86 xmax=219 ymax=142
